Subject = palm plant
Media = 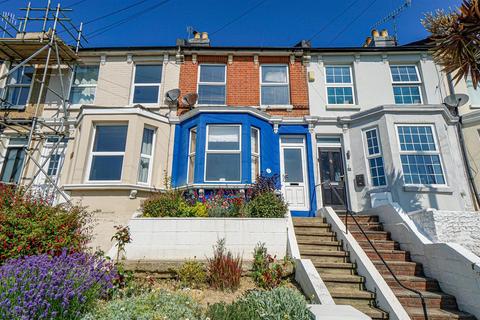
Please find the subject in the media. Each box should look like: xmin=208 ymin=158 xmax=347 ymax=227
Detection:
xmin=423 ymin=0 xmax=480 ymax=88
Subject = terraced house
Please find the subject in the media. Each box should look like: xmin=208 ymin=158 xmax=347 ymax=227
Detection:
xmin=1 ymin=28 xmax=479 ymax=320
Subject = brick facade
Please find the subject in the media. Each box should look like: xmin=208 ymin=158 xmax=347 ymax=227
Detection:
xmin=178 ymin=54 xmax=309 ymax=116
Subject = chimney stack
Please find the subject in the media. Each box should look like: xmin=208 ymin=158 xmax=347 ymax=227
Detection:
xmin=363 ymin=29 xmax=396 ymax=47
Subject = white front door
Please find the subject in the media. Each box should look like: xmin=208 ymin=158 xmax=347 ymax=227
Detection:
xmin=280 ymin=136 xmax=309 ymax=211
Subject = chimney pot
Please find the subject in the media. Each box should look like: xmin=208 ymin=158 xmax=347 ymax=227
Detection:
xmin=364 ymin=36 xmax=372 ymax=47
xmin=371 ymin=29 xmax=379 ymax=37
xmin=201 ymin=32 xmax=208 ymax=40
xmin=380 ymin=29 xmax=388 ymax=37
xmin=194 ymin=32 xmax=201 ymax=39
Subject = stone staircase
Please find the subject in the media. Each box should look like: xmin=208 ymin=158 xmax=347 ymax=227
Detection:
xmin=293 ymin=217 xmax=389 ymax=320
xmin=340 ymin=214 xmax=476 ymax=320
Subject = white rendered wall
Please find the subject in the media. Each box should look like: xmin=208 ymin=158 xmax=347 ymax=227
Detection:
xmin=117 ymin=217 xmax=288 ymax=261
xmin=408 ymin=209 xmax=480 ymax=257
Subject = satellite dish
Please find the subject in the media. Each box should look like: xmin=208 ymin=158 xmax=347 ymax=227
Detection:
xmin=182 ymin=93 xmax=198 ymax=108
xmin=444 ymin=94 xmax=469 ymax=108
xmin=165 ymin=89 xmax=181 ymax=104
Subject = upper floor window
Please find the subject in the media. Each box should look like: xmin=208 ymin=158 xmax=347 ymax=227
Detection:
xmin=0 ymin=137 xmax=27 ymax=183
xmin=2 ymin=65 xmax=34 ymax=109
xmin=364 ymin=128 xmax=386 ymax=187
xmin=132 ymin=64 xmax=162 ymax=104
xmin=397 ymin=125 xmax=445 ymax=185
xmin=390 ymin=65 xmax=422 ymax=104
xmin=70 ymin=65 xmax=99 ymax=105
xmin=325 ymin=66 xmax=354 ymax=105
xmin=261 ymin=65 xmax=289 ymax=105
xmin=198 ymin=64 xmax=226 ymax=105
xmin=251 ymin=127 xmax=260 ymax=182
xmin=88 ymin=124 xmax=128 ymax=182
xmin=137 ymin=127 xmax=155 ymax=184
xmin=187 ymin=127 xmax=197 ymax=184
xmin=205 ymin=125 xmax=241 ymax=182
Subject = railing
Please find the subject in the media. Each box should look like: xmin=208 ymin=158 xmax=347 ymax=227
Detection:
xmin=326 ymin=183 xmax=429 ymax=320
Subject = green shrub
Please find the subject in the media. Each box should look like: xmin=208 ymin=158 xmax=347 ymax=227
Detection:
xmin=176 ymin=260 xmax=207 ymax=288
xmin=251 ymin=242 xmax=291 ymax=289
xmin=192 ymin=202 xmax=208 ymax=217
xmin=207 ymin=239 xmax=243 ymax=291
xmin=206 ymin=287 xmax=314 ymax=320
xmin=245 ymin=191 xmax=288 ymax=218
xmin=141 ymin=190 xmax=187 ymax=217
xmin=0 ymin=184 xmax=91 ymax=263
xmin=82 ymin=290 xmax=203 ymax=320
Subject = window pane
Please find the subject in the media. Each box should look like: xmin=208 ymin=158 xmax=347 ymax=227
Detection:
xmin=393 ymin=86 xmax=421 ymax=104
xmin=391 ymin=65 xmax=419 ymax=82
xmin=369 ymin=157 xmax=386 ymax=186
xmin=327 ymin=87 xmax=354 ymax=104
xmin=208 ymin=126 xmax=240 ymax=150
xmin=141 ymin=128 xmax=154 ymax=155
xmin=133 ymin=86 xmax=159 ymax=103
xmin=89 ymin=155 xmax=124 ymax=181
xmin=326 ymin=66 xmax=351 ymax=83
xmin=252 ymin=155 xmax=259 ymax=181
xmin=137 ymin=157 xmax=150 ymax=183
xmin=47 ymin=154 xmax=61 ymax=176
xmin=198 ymin=84 xmax=226 ymax=104
xmin=251 ymin=128 xmax=259 ymax=154
xmin=134 ymin=65 xmax=162 ymax=84
xmin=365 ymin=129 xmax=380 ymax=155
xmin=199 ymin=65 xmax=225 ymax=82
xmin=397 ymin=126 xmax=436 ymax=151
xmin=70 ymin=86 xmax=96 ymax=104
xmin=400 ymin=154 xmax=445 ymax=185
xmin=0 ymin=147 xmax=25 ymax=183
xmin=7 ymin=66 xmax=34 ymax=85
xmin=262 ymin=66 xmax=287 ymax=83
xmin=5 ymin=86 xmax=29 ymax=106
xmin=281 ymin=136 xmax=304 ymax=144
xmin=73 ymin=65 xmax=99 ymax=85
xmin=205 ymin=153 xmax=241 ymax=181
xmin=93 ymin=125 xmax=128 ymax=152
xmin=188 ymin=155 xmax=195 ymax=184
xmin=261 ymin=85 xmax=289 ymax=105
xmin=189 ymin=127 xmax=197 ymax=153
xmin=283 ymin=148 xmax=304 ymax=182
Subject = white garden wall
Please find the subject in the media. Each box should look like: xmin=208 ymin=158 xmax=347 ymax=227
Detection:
xmin=117 ymin=216 xmax=288 ymax=260
xmin=407 ymin=209 xmax=480 ymax=257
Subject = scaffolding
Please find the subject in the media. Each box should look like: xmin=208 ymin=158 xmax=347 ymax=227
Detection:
xmin=0 ymin=1 xmax=87 ymax=204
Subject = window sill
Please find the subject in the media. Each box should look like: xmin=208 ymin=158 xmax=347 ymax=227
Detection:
xmin=63 ymin=183 xmax=163 ymax=192
xmin=366 ymin=186 xmax=390 ymax=194
xmin=177 ymin=183 xmax=251 ymax=190
xmin=259 ymin=104 xmax=293 ymax=111
xmin=470 ymin=104 xmax=480 ymax=109
xmin=403 ymin=185 xmax=452 ymax=194
xmin=325 ymin=105 xmax=360 ymax=111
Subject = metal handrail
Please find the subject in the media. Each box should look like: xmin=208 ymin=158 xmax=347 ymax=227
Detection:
xmin=327 ymin=184 xmax=429 ymax=320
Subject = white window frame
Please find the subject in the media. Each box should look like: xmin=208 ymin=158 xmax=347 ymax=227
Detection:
xmin=187 ymin=126 xmax=197 ymax=184
xmin=390 ymin=65 xmax=423 ymax=104
xmin=362 ymin=127 xmax=387 ymax=187
xmin=395 ymin=124 xmax=447 ymax=186
xmin=260 ymin=64 xmax=290 ymax=106
xmin=197 ymin=64 xmax=227 ymax=106
xmin=324 ymin=65 xmax=356 ymax=105
xmin=137 ymin=126 xmax=156 ymax=185
xmin=251 ymin=127 xmax=260 ymax=182
xmin=204 ymin=124 xmax=242 ymax=183
xmin=129 ymin=63 xmax=163 ymax=106
xmin=86 ymin=123 xmax=128 ymax=183
xmin=68 ymin=64 xmax=99 ymax=106
xmin=1 ymin=64 xmax=35 ymax=109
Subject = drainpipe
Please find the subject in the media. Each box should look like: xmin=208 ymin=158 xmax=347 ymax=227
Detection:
xmin=446 ymin=73 xmax=480 ymax=210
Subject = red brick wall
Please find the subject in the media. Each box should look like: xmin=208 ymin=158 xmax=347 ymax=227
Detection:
xmin=178 ymin=54 xmax=309 ymax=116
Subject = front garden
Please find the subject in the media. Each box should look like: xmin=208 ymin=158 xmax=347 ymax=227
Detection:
xmin=0 ymin=181 xmax=314 ymax=320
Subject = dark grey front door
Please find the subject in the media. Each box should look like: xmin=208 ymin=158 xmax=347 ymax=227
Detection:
xmin=319 ymin=148 xmax=346 ymax=210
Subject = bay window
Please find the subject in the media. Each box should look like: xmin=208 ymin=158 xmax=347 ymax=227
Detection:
xmin=137 ymin=127 xmax=155 ymax=184
xmin=364 ymin=128 xmax=386 ymax=187
xmin=397 ymin=125 xmax=445 ymax=185
xmin=261 ymin=65 xmax=289 ymax=105
xmin=132 ymin=64 xmax=162 ymax=104
xmin=2 ymin=65 xmax=34 ymax=109
xmin=390 ymin=65 xmax=422 ymax=104
xmin=187 ymin=127 xmax=197 ymax=184
xmin=205 ymin=125 xmax=241 ymax=182
xmin=88 ymin=124 xmax=128 ymax=181
xmin=69 ymin=65 xmax=99 ymax=105
xmin=251 ymin=127 xmax=260 ymax=182
xmin=198 ymin=64 xmax=226 ymax=105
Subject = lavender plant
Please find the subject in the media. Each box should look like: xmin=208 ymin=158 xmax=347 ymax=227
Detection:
xmin=0 ymin=250 xmax=116 ymax=320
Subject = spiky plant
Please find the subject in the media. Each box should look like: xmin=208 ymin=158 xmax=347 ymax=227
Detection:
xmin=422 ymin=0 xmax=480 ymax=88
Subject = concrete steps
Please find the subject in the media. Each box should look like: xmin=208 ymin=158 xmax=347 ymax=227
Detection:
xmin=340 ymin=213 xmax=477 ymax=320
xmin=293 ymin=217 xmax=389 ymax=320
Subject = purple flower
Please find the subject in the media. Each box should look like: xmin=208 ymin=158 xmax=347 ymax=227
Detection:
xmin=0 ymin=250 xmax=116 ymax=319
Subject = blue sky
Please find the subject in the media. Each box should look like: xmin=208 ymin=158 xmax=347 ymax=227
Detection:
xmin=1 ymin=0 xmax=461 ymax=48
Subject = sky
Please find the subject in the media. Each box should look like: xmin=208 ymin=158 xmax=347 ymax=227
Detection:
xmin=0 ymin=0 xmax=462 ymax=48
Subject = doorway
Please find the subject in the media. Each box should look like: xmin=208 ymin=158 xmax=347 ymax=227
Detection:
xmin=318 ymin=147 xmax=347 ymax=210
